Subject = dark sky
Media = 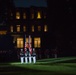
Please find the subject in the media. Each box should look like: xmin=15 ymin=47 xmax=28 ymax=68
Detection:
xmin=14 ymin=0 xmax=47 ymax=7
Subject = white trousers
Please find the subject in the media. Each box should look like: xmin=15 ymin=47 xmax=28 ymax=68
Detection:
xmin=33 ymin=56 xmax=36 ymax=63
xmin=20 ymin=57 xmax=24 ymax=64
xmin=25 ymin=57 xmax=28 ymax=63
xmin=29 ymin=56 xmax=32 ymax=63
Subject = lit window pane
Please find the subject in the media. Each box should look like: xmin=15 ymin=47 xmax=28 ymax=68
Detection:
xmin=34 ymin=38 xmax=41 ymax=48
xmin=23 ymin=13 xmax=26 ymax=19
xmin=23 ymin=25 xmax=26 ymax=32
xmin=16 ymin=12 xmax=20 ymax=19
xmin=17 ymin=25 xmax=20 ymax=32
xmin=10 ymin=26 xmax=13 ymax=32
xmin=26 ymin=38 xmax=32 ymax=43
xmin=37 ymin=11 xmax=41 ymax=19
xmin=17 ymin=38 xmax=23 ymax=48
xmin=44 ymin=25 xmax=48 ymax=32
xmin=32 ymin=25 xmax=34 ymax=32
xmin=38 ymin=26 xmax=41 ymax=31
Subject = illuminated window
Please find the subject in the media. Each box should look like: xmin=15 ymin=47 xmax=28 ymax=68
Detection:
xmin=37 ymin=11 xmax=41 ymax=19
xmin=44 ymin=25 xmax=48 ymax=32
xmin=0 ymin=31 xmax=7 ymax=35
xmin=38 ymin=26 xmax=41 ymax=31
xmin=34 ymin=38 xmax=41 ymax=48
xmin=23 ymin=13 xmax=26 ymax=19
xmin=17 ymin=25 xmax=20 ymax=32
xmin=26 ymin=38 xmax=32 ymax=43
xmin=16 ymin=12 xmax=20 ymax=19
xmin=17 ymin=38 xmax=23 ymax=48
xmin=10 ymin=26 xmax=13 ymax=32
xmin=23 ymin=25 xmax=26 ymax=32
xmin=32 ymin=25 xmax=34 ymax=32
xmin=24 ymin=37 xmax=32 ymax=48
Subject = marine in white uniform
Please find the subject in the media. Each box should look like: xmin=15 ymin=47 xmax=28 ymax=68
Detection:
xmin=32 ymin=48 xmax=36 ymax=63
xmin=20 ymin=49 xmax=24 ymax=64
xmin=25 ymin=48 xmax=30 ymax=63
xmin=29 ymin=52 xmax=32 ymax=63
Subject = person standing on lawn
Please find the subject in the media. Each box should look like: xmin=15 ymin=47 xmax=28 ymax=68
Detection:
xmin=32 ymin=48 xmax=36 ymax=63
xmin=24 ymin=47 xmax=29 ymax=63
xmin=20 ymin=49 xmax=24 ymax=64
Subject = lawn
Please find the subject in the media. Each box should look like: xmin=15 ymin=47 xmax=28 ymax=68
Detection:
xmin=0 ymin=57 xmax=76 ymax=75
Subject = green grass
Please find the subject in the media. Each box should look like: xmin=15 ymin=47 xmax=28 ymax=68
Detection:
xmin=0 ymin=57 xmax=76 ymax=75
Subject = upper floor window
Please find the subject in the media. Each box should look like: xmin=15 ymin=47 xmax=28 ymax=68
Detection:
xmin=44 ymin=25 xmax=48 ymax=32
xmin=31 ymin=13 xmax=34 ymax=19
xmin=37 ymin=11 xmax=41 ymax=19
xmin=16 ymin=12 xmax=20 ymax=19
xmin=31 ymin=10 xmax=34 ymax=19
xmin=44 ymin=13 xmax=46 ymax=19
xmin=10 ymin=26 xmax=13 ymax=32
xmin=23 ymin=25 xmax=26 ymax=32
xmin=38 ymin=26 xmax=41 ymax=31
xmin=32 ymin=25 xmax=34 ymax=32
xmin=17 ymin=25 xmax=20 ymax=32
xmin=23 ymin=13 xmax=26 ymax=19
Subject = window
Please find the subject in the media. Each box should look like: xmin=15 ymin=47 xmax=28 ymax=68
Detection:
xmin=31 ymin=13 xmax=34 ymax=19
xmin=26 ymin=38 xmax=32 ymax=43
xmin=24 ymin=37 xmax=32 ymax=48
xmin=32 ymin=25 xmax=34 ymax=32
xmin=17 ymin=25 xmax=20 ymax=32
xmin=17 ymin=38 xmax=23 ymax=48
xmin=37 ymin=11 xmax=41 ymax=19
xmin=38 ymin=26 xmax=41 ymax=31
xmin=16 ymin=12 xmax=20 ymax=19
xmin=23 ymin=25 xmax=26 ymax=32
xmin=23 ymin=13 xmax=26 ymax=19
xmin=44 ymin=25 xmax=48 ymax=32
xmin=44 ymin=13 xmax=46 ymax=19
xmin=31 ymin=10 xmax=34 ymax=19
xmin=10 ymin=26 xmax=13 ymax=32
xmin=34 ymin=38 xmax=41 ymax=48
xmin=0 ymin=31 xmax=7 ymax=35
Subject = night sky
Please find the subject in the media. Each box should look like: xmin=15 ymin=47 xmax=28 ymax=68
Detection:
xmin=14 ymin=0 xmax=47 ymax=7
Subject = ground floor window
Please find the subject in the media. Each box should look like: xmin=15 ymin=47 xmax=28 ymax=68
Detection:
xmin=16 ymin=37 xmax=41 ymax=48
xmin=17 ymin=38 xmax=23 ymax=48
xmin=34 ymin=37 xmax=41 ymax=48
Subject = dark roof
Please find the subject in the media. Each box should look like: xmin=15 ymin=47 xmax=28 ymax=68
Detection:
xmin=13 ymin=0 xmax=47 ymax=7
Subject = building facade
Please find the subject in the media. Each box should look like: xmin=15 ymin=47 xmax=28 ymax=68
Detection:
xmin=0 ymin=0 xmax=49 ymax=60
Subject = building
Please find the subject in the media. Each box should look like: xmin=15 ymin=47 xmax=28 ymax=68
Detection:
xmin=0 ymin=0 xmax=49 ymax=60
